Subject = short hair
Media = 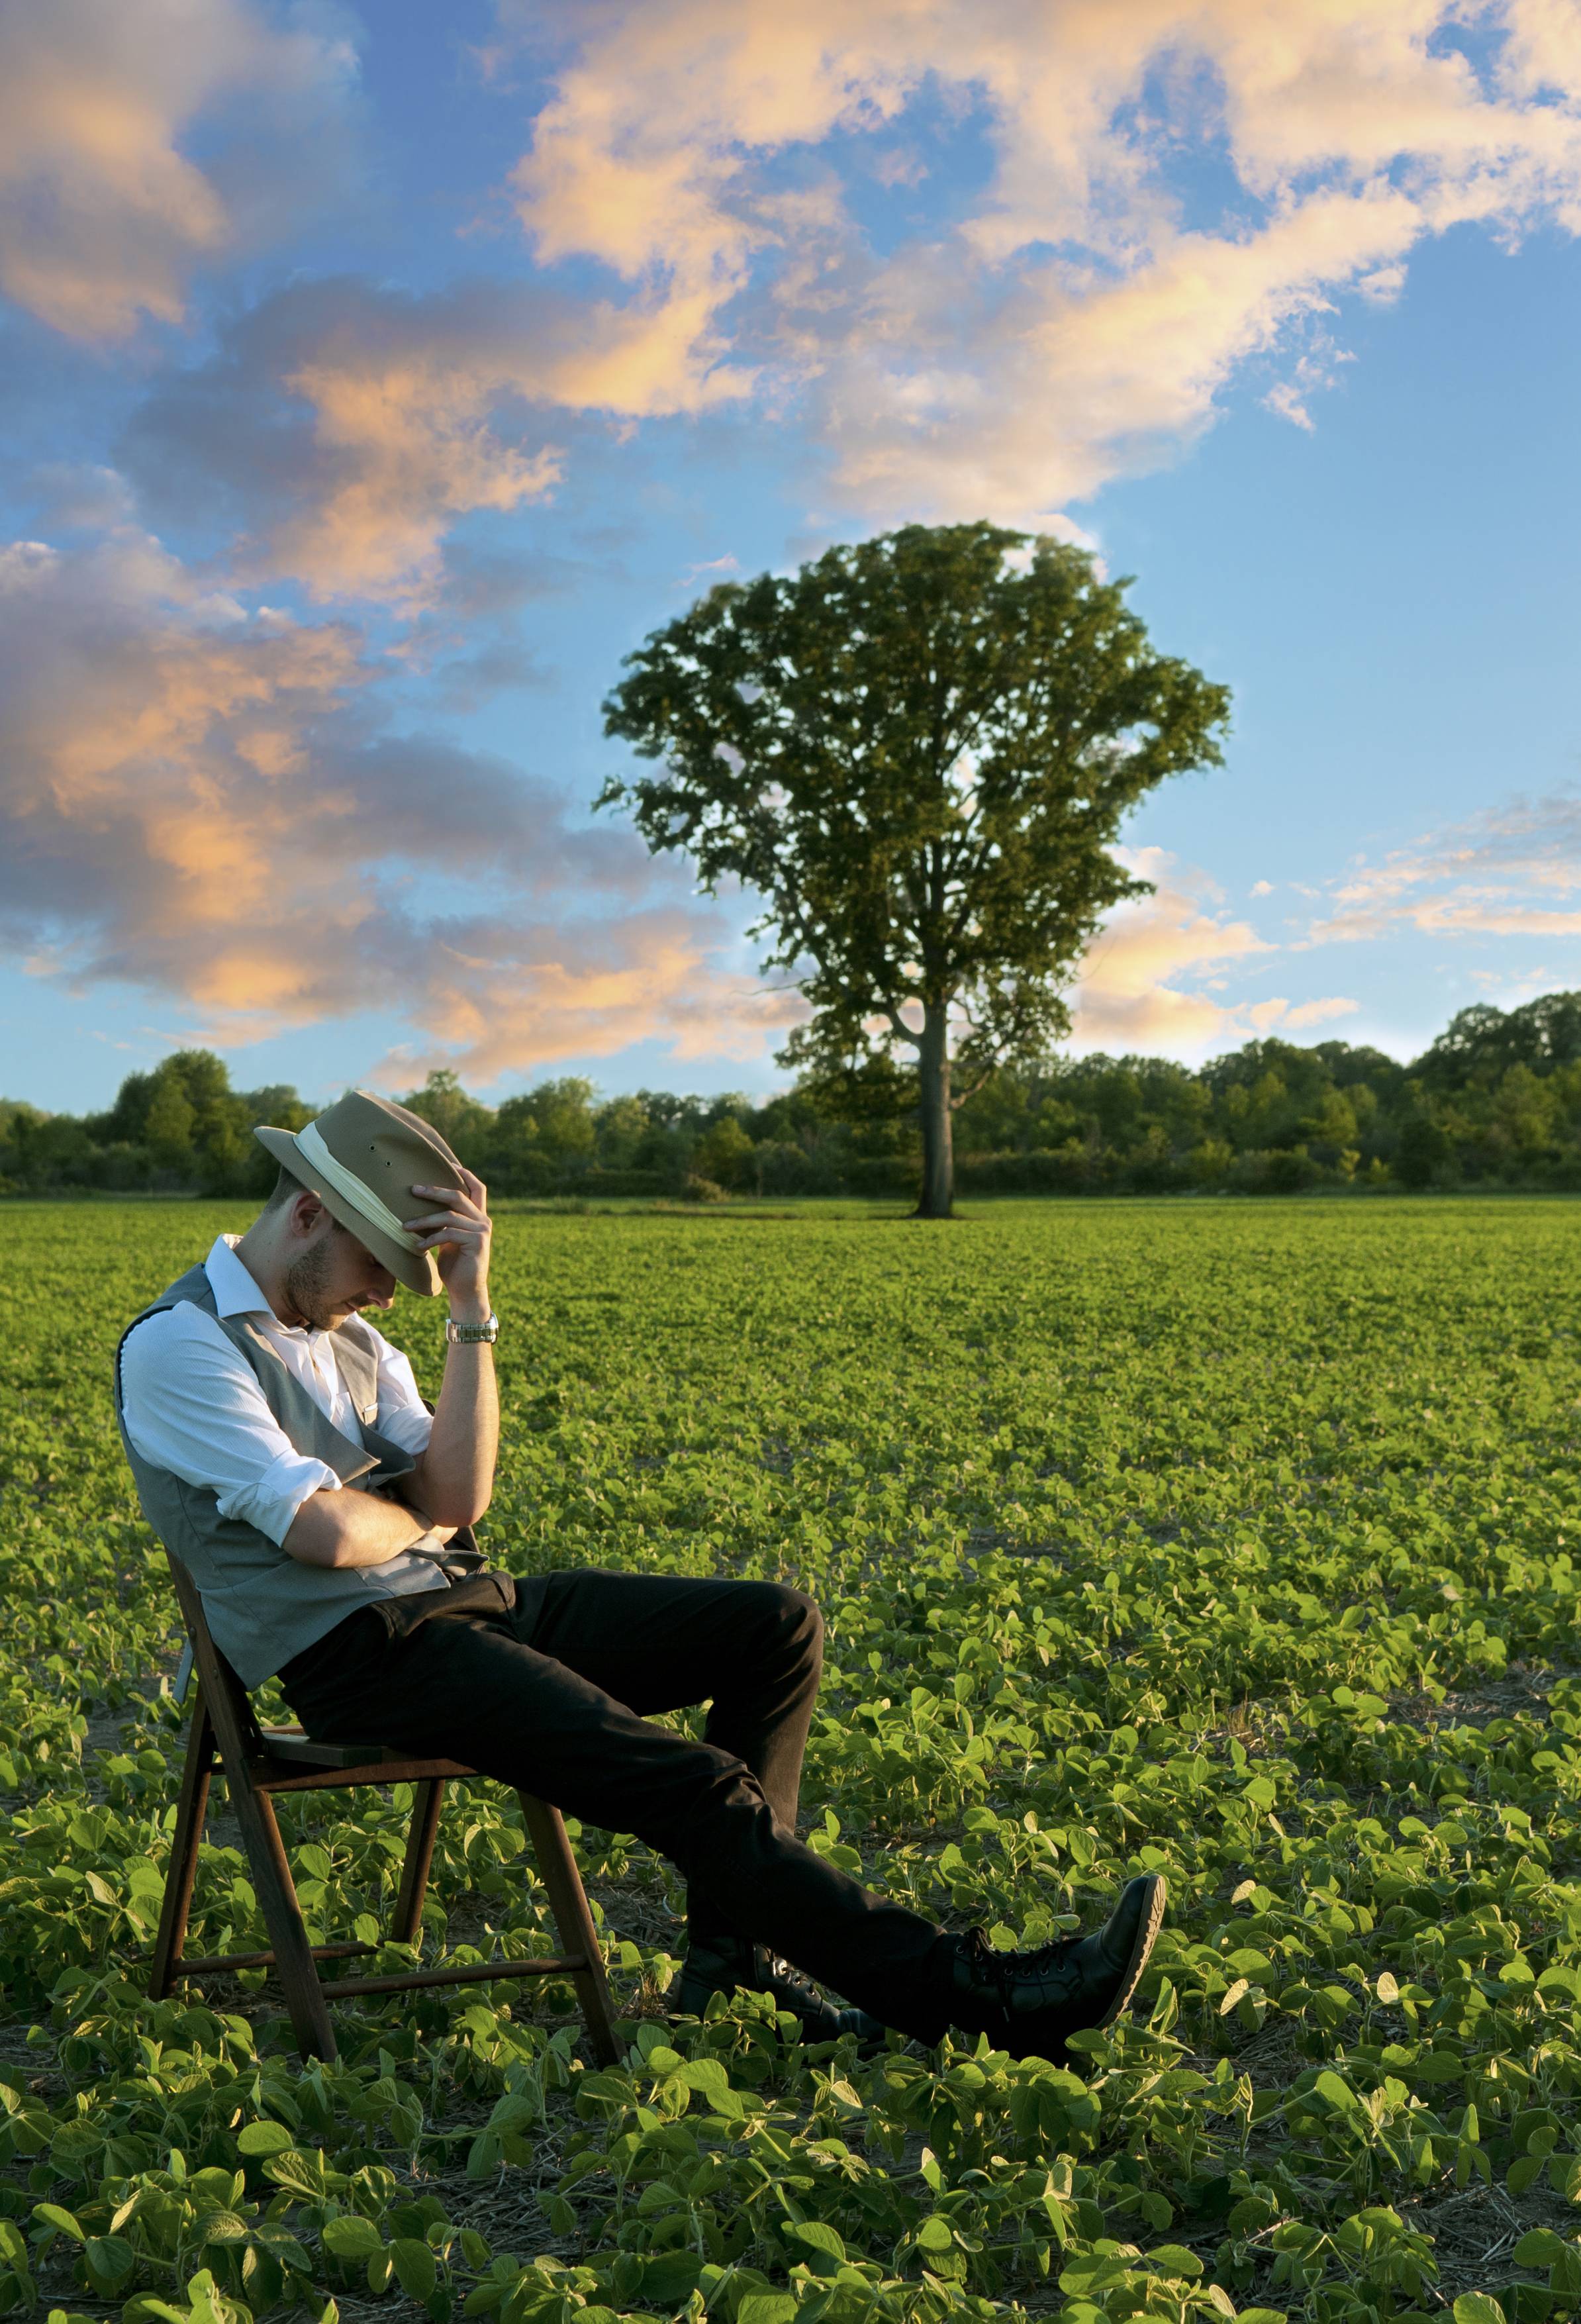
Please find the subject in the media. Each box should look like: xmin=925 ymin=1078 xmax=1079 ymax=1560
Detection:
xmin=262 ymin=1164 xmax=307 ymax=1213
xmin=263 ymin=1163 xmax=350 ymax=1230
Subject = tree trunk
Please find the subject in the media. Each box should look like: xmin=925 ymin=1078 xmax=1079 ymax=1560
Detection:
xmin=916 ymin=1006 xmax=954 ymax=1218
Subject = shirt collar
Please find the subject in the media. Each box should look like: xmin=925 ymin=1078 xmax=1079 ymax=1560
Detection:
xmin=205 ymin=1234 xmax=286 ymax=1325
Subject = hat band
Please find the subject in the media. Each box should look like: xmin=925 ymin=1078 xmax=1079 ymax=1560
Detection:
xmin=295 ymin=1119 xmax=424 ymax=1255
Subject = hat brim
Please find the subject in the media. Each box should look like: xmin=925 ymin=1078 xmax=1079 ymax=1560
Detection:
xmin=254 ymin=1126 xmax=441 ymax=1296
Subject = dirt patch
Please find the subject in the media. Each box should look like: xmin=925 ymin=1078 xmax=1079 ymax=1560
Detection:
xmin=1392 ymin=1661 xmax=1580 ymax=1733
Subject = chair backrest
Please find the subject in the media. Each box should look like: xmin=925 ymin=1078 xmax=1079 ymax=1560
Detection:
xmin=165 ymin=1557 xmax=267 ymax=1766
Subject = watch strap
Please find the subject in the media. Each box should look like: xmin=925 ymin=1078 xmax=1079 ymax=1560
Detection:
xmin=446 ymin=1312 xmax=499 ymax=1344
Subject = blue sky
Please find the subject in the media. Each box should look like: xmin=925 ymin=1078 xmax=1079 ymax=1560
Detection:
xmin=3 ymin=0 xmax=1580 ymax=1114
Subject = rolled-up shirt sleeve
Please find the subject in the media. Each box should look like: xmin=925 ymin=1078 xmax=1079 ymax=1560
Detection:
xmin=119 ymin=1306 xmax=342 ymax=1546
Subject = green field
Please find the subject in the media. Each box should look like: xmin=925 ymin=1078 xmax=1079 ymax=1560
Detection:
xmin=5 ymin=1197 xmax=1581 ymax=2324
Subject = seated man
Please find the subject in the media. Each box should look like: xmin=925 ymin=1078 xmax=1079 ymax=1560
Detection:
xmin=115 ymin=1089 xmax=1165 ymax=2055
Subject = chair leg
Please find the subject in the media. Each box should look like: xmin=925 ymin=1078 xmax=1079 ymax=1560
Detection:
xmin=226 ymin=1772 xmax=339 ymax=2063
xmin=517 ymin=1792 xmax=619 ymax=2066
xmin=393 ymin=1778 xmax=446 ymax=1945
xmin=149 ymin=1693 xmax=215 ymax=2000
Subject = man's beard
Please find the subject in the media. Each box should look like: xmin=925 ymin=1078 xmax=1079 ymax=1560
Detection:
xmin=283 ymin=1232 xmax=348 ymax=1331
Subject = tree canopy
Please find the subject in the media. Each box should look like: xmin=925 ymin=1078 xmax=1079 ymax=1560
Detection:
xmin=600 ymin=521 xmax=1230 ymax=1213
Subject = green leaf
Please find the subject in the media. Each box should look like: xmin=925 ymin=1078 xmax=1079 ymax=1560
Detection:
xmin=236 ymin=2121 xmax=293 ymax=2156
xmin=321 ymin=2217 xmax=383 ymax=2262
xmin=466 ymin=2133 xmax=503 ymax=2182
xmin=676 ymin=2058 xmax=733 ymax=2105
xmin=30 ymin=2204 xmax=84 ymax=2243
xmin=642 ymin=2254 xmax=702 ymax=2303
xmin=790 ymin=2222 xmax=845 ymax=2260
xmin=390 ymin=2239 xmax=438 ymax=2301
xmin=198 ymin=2214 xmax=252 ymax=2248
xmin=1145 ymin=2245 xmax=1205 ymax=2278
xmin=81 ymin=2235 xmax=135 ymax=2294
xmin=1452 ymin=2298 xmax=1508 ymax=2324
xmin=1413 ymin=2052 xmax=1468 ymax=2084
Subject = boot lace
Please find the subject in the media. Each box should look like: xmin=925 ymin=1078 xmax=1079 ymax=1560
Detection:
xmin=964 ymin=1927 xmax=1078 ymax=1990
xmin=762 ymin=1954 xmax=826 ymax=2005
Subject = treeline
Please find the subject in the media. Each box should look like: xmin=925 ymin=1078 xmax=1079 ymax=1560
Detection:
xmin=7 ymin=991 xmax=1581 ymax=1202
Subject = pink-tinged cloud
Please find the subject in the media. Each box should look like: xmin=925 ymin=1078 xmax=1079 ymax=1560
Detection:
xmin=121 ymin=271 xmax=762 ymax=605
xmin=373 ymin=924 xmax=805 ymax=1089
xmin=0 ymin=529 xmax=791 ymax=1073
xmin=501 ymin=0 xmax=1581 ymax=528
xmin=1301 ymin=791 xmax=1581 ymax=949
xmin=1282 ymin=994 xmax=1363 ymax=1030
xmin=0 ymin=0 xmax=360 ymax=339
xmin=75 ymin=0 xmax=1581 ymax=615
xmin=1066 ymin=848 xmax=1359 ymax=1057
xmin=122 ymin=281 xmax=583 ymax=605
xmin=1070 ymin=849 xmax=1272 ymax=1053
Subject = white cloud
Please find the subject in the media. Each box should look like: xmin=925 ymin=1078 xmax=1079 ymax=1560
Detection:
xmin=499 ymin=0 xmax=1581 ymax=524
xmin=0 ymin=526 xmax=792 ymax=1075
xmin=121 ymin=280 xmax=582 ymax=605
xmin=84 ymin=0 xmax=1581 ymax=613
xmin=0 ymin=0 xmax=361 ymax=340
xmin=1302 ymin=791 xmax=1581 ymax=949
xmin=680 ymin=554 xmax=742 ymax=585
xmin=1283 ymin=994 xmax=1363 ymax=1029
xmin=1065 ymin=847 xmax=1363 ymax=1057
xmin=1069 ymin=847 xmax=1272 ymax=1053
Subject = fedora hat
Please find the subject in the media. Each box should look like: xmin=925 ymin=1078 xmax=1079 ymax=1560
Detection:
xmin=254 ymin=1089 xmax=469 ymax=1296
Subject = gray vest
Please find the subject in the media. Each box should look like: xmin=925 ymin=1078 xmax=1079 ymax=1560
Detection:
xmin=114 ymin=1262 xmax=451 ymax=1686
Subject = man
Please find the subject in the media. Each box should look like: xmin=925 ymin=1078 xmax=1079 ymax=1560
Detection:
xmin=116 ymin=1089 xmax=1165 ymax=2055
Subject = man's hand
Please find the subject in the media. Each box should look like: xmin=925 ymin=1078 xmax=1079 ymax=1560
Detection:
xmin=410 ymin=1169 xmax=492 ymax=1320
xmin=405 ymin=1164 xmax=499 ymax=1529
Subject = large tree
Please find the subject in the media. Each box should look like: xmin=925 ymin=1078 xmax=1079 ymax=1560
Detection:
xmin=600 ymin=522 xmax=1231 ymax=1216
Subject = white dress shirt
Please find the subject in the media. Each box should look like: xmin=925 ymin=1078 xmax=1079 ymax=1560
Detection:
xmin=119 ymin=1235 xmax=434 ymax=1547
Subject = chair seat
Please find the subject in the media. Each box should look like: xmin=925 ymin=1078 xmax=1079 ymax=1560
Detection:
xmin=260 ymin=1728 xmax=410 ymax=1768
xmin=254 ymin=1728 xmax=477 ymax=1792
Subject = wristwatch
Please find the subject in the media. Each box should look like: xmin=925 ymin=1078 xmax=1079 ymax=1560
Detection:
xmin=446 ymin=1312 xmax=499 ymax=1345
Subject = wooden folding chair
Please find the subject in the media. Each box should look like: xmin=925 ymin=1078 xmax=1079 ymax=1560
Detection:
xmin=149 ymin=1564 xmax=618 ymax=2065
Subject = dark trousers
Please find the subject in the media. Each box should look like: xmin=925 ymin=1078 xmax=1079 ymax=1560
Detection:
xmin=279 ymin=1569 xmax=952 ymax=2039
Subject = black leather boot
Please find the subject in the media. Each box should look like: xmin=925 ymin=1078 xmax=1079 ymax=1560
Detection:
xmin=947 ymin=1873 xmax=1166 ymax=2059
xmin=678 ymin=1936 xmax=888 ymax=2045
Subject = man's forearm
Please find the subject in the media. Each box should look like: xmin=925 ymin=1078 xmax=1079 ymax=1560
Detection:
xmin=409 ymin=1330 xmax=499 ymax=1525
xmin=403 ymin=1171 xmax=499 ymax=1527
xmin=285 ymin=1486 xmax=438 ymax=1569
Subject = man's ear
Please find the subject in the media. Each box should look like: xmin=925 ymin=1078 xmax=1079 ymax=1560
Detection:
xmin=291 ymin=1190 xmax=328 ymax=1235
